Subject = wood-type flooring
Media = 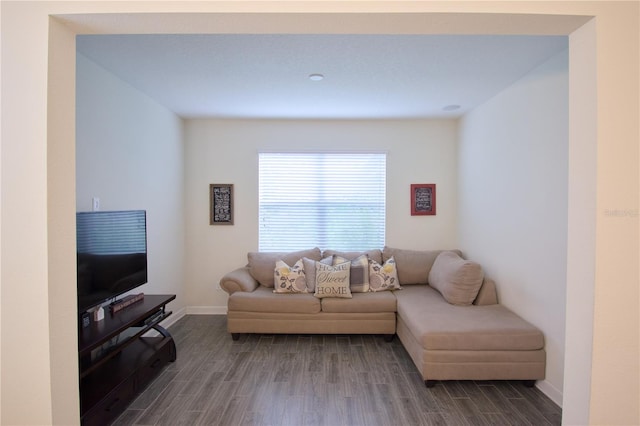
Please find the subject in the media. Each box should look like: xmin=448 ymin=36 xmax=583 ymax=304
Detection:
xmin=112 ymin=315 xmax=562 ymax=426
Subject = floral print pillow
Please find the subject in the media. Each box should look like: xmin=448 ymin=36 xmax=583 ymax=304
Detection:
xmin=273 ymin=259 xmax=308 ymax=293
xmin=368 ymin=256 xmax=401 ymax=292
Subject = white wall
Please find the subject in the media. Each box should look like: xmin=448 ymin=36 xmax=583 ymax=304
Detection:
xmin=184 ymin=119 xmax=458 ymax=310
xmin=458 ymin=50 xmax=568 ymax=404
xmin=1 ymin=3 xmax=638 ymax=425
xmin=76 ymin=54 xmax=186 ymax=313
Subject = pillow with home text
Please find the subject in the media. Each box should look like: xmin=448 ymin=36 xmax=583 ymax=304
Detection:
xmin=302 ymin=256 xmax=333 ymax=293
xmin=314 ymin=261 xmax=352 ymax=299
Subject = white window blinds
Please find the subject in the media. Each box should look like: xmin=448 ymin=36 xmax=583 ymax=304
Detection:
xmin=259 ymin=152 xmax=386 ymax=252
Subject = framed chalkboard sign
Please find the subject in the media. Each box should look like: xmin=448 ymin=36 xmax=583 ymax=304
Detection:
xmin=410 ymin=184 xmax=436 ymax=216
xmin=210 ymin=184 xmax=234 ymax=225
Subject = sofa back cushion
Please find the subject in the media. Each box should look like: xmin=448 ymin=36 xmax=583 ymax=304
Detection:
xmin=248 ymin=248 xmax=321 ymax=287
xmin=323 ymin=249 xmax=382 ymax=264
xmin=382 ymin=247 xmax=462 ymax=285
xmin=428 ymin=251 xmax=484 ymax=305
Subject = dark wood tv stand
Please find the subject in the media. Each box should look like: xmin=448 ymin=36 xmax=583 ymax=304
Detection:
xmin=78 ymin=294 xmax=177 ymax=426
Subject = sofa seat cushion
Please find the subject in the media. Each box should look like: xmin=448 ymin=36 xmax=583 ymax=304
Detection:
xmin=228 ymin=285 xmax=321 ymax=314
xmin=321 ymin=291 xmax=397 ymax=313
xmin=395 ymin=285 xmax=544 ymax=351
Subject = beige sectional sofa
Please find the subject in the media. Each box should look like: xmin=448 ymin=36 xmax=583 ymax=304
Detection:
xmin=220 ymin=247 xmax=545 ymax=386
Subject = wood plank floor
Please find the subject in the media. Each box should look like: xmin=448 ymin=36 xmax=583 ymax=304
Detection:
xmin=112 ymin=315 xmax=562 ymax=426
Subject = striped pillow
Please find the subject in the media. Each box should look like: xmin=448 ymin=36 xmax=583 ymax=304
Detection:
xmin=334 ymin=254 xmax=370 ymax=293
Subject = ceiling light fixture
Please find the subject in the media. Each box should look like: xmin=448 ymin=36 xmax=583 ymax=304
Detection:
xmin=309 ymin=73 xmax=324 ymax=81
xmin=443 ymin=104 xmax=461 ymax=111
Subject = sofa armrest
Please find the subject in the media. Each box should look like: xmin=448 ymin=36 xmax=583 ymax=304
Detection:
xmin=220 ymin=266 xmax=259 ymax=295
xmin=473 ymin=277 xmax=498 ymax=305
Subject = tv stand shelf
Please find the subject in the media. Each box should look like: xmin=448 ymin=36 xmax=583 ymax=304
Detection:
xmin=79 ymin=294 xmax=176 ymax=426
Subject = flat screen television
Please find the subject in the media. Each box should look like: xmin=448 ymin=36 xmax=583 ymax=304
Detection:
xmin=76 ymin=210 xmax=148 ymax=313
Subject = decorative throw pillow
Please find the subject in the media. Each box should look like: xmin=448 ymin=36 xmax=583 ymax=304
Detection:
xmin=333 ymin=254 xmax=370 ymax=293
xmin=368 ymin=257 xmax=401 ymax=292
xmin=314 ymin=261 xmax=352 ymax=299
xmin=428 ymin=251 xmax=484 ymax=305
xmin=273 ymin=259 xmax=308 ymax=293
xmin=248 ymin=248 xmax=321 ymax=288
xmin=302 ymin=256 xmax=333 ymax=292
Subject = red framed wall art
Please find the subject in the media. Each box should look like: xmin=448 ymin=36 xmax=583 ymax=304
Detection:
xmin=410 ymin=184 xmax=436 ymax=216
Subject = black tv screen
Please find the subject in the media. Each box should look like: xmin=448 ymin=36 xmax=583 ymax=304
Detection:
xmin=76 ymin=210 xmax=148 ymax=313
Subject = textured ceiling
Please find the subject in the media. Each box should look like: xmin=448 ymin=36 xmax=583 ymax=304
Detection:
xmin=77 ymin=34 xmax=568 ymax=119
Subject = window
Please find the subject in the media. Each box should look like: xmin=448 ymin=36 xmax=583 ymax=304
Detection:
xmin=259 ymin=152 xmax=386 ymax=252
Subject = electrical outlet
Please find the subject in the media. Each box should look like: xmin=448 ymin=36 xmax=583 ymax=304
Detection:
xmin=92 ymin=197 xmax=100 ymax=211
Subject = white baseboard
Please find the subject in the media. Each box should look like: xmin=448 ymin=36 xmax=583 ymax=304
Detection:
xmin=536 ymin=379 xmax=563 ymax=407
xmin=158 ymin=306 xmax=225 ymax=334
xmin=161 ymin=306 xmax=187 ymax=328
xmin=140 ymin=307 xmax=185 ymax=337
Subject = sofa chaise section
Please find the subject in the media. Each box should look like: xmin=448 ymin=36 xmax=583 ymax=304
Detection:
xmin=394 ymin=285 xmax=546 ymax=386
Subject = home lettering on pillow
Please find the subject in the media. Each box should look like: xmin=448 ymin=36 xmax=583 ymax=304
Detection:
xmin=314 ymin=261 xmax=352 ymax=299
xmin=315 ymin=286 xmax=350 ymax=296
